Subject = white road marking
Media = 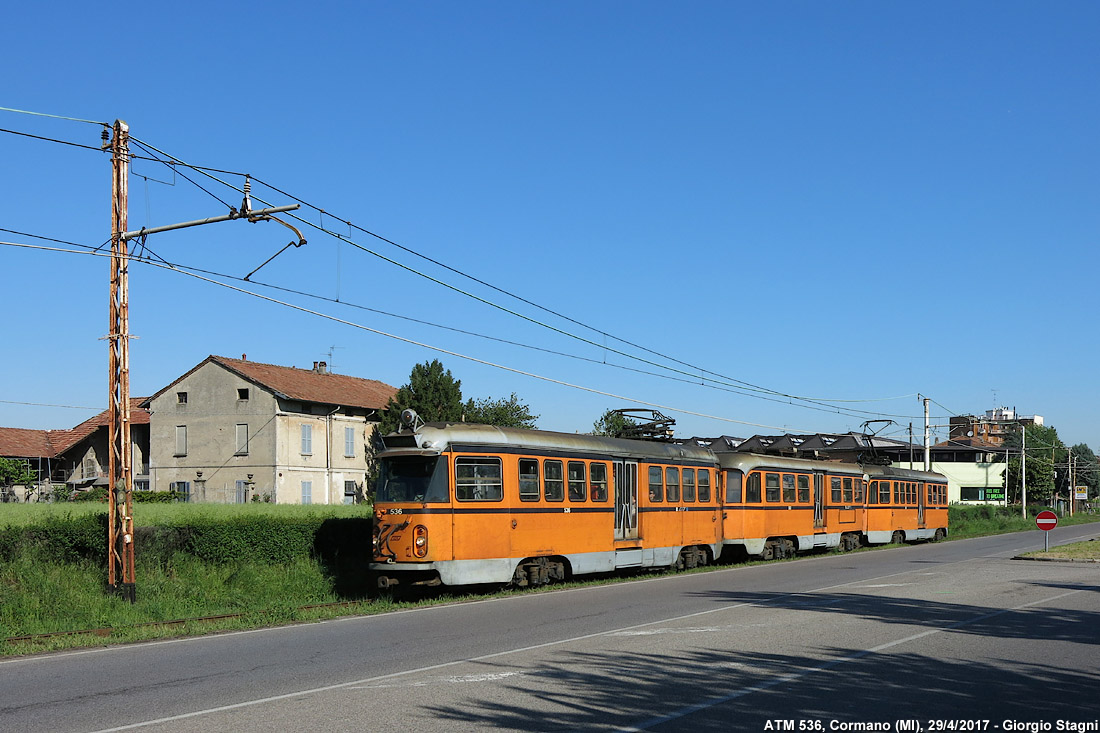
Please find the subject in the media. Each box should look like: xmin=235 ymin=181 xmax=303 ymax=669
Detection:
xmin=608 ymin=626 xmax=732 ymax=636
xmin=356 ymin=670 xmax=531 ymax=689
xmin=857 ymin=583 xmax=913 ymax=587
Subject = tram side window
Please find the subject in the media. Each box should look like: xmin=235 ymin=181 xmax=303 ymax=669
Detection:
xmin=544 ymin=460 xmax=564 ymax=502
xmin=568 ymin=461 xmax=587 ymax=501
xmin=879 ymin=480 xmax=891 ymax=504
xmin=519 ymin=459 xmax=540 ymax=502
xmin=746 ymin=472 xmax=762 ymax=503
xmin=665 ymin=467 xmax=680 ymax=502
xmin=842 ymin=477 xmax=853 ymax=504
xmin=455 ymin=457 xmax=503 ymax=501
xmin=893 ymin=481 xmax=901 ymax=504
xmin=782 ymin=474 xmax=796 ymax=502
xmin=797 ymin=475 xmax=810 ymax=503
xmin=726 ymin=470 xmax=743 ymax=503
xmin=683 ymin=468 xmax=696 ymax=502
xmin=908 ymin=482 xmax=916 ymax=504
xmin=868 ymin=480 xmax=878 ymax=505
xmin=855 ymin=479 xmax=864 ymax=503
xmin=698 ymin=470 xmax=711 ymax=502
xmin=590 ymin=462 xmax=609 ymax=502
xmin=648 ymin=466 xmax=664 ymax=502
xmin=765 ymin=473 xmax=781 ymax=502
xmin=830 ymin=477 xmax=842 ymax=503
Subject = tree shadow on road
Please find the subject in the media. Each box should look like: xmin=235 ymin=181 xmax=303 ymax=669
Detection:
xmin=423 ymin=581 xmax=1100 ymax=731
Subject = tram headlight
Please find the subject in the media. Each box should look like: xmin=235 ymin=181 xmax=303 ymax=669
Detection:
xmin=413 ymin=525 xmax=428 ymax=558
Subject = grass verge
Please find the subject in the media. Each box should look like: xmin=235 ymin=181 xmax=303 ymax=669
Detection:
xmin=1018 ymin=539 xmax=1100 ymax=561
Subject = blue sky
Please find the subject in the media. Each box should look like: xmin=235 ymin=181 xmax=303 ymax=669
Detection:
xmin=2 ymin=1 xmax=1097 ymax=447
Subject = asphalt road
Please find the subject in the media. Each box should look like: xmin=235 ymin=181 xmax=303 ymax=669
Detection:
xmin=3 ymin=525 xmax=1099 ymax=733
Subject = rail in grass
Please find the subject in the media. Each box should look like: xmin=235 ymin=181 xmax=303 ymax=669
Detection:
xmin=371 ymin=416 xmax=948 ymax=590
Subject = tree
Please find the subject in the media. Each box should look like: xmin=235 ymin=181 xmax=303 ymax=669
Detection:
xmin=591 ymin=409 xmax=638 ymax=438
xmin=1002 ymin=423 xmax=1065 ymax=505
xmin=463 ymin=393 xmax=539 ymax=429
xmin=1068 ymin=443 xmax=1098 ymax=498
xmin=0 ymin=457 xmax=35 ymax=488
xmin=377 ymin=359 xmax=464 ymax=435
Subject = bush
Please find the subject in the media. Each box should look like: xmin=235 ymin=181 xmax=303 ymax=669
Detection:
xmin=178 ymin=514 xmax=326 ymax=565
xmin=9 ymin=512 xmax=109 ymax=563
xmin=71 ymin=488 xmax=186 ymax=504
xmin=0 ymin=506 xmax=373 ymax=571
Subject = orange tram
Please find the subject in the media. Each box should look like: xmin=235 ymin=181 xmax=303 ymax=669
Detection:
xmin=370 ymin=419 xmax=948 ymax=590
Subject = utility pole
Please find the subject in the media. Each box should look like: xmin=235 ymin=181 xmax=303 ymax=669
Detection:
xmin=1021 ymin=423 xmax=1027 ymax=518
xmin=1069 ymin=453 xmax=1075 ymax=517
xmin=923 ymin=397 xmax=931 ymax=472
xmin=107 ymin=119 xmax=135 ymax=602
xmin=102 ymin=120 xmax=302 ymax=601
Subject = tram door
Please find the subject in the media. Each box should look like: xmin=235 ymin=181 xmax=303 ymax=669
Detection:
xmin=614 ymin=461 xmax=639 ymax=540
xmin=813 ymin=472 xmax=825 ymax=529
xmin=917 ymin=481 xmax=926 ymax=528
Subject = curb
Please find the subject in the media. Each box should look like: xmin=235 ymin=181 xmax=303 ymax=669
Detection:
xmin=1012 ymin=555 xmax=1100 ymax=563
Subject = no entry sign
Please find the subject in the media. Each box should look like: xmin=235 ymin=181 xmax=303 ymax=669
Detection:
xmin=1036 ymin=510 xmax=1058 ymax=531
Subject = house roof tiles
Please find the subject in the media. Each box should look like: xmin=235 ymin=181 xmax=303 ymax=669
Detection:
xmin=144 ymin=356 xmax=397 ymax=412
xmin=0 ymin=399 xmax=150 ymax=459
xmin=212 ymin=356 xmax=397 ymax=410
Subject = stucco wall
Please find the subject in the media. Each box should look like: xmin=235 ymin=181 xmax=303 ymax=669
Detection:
xmin=274 ymin=409 xmax=372 ymax=505
xmin=893 ymin=460 xmax=1007 ymax=504
xmin=148 ymin=361 xmax=376 ymax=504
xmin=148 ymin=362 xmax=283 ymax=502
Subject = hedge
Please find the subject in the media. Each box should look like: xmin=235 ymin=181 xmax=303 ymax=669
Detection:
xmin=71 ymin=488 xmax=188 ymax=503
xmin=0 ymin=512 xmax=373 ymax=569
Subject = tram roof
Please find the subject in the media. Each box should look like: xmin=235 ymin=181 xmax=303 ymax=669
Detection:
xmin=380 ymin=422 xmax=717 ymax=463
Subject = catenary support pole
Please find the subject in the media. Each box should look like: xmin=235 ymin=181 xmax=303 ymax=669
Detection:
xmin=1021 ymin=424 xmax=1027 ymax=518
xmin=108 ymin=119 xmax=136 ymax=603
xmin=923 ymin=398 xmax=931 ymax=472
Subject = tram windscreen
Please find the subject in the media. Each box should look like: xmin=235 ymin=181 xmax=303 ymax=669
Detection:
xmin=376 ymin=456 xmax=448 ymax=503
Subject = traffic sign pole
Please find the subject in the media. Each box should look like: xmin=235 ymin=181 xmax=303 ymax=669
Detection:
xmin=1035 ymin=510 xmax=1058 ymax=552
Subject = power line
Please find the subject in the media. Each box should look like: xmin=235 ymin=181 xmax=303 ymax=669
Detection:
xmin=6 ymin=230 xmax=963 ymax=431
xmin=0 ymin=399 xmax=101 ymax=411
xmin=125 ymin=135 xmax=927 ymax=416
xmin=1 ymin=236 xmax=888 ymax=427
xmin=0 ymin=126 xmax=105 ymax=153
xmin=0 ymin=106 xmax=108 ymax=126
xmin=65 ymin=238 xmax=813 ymax=432
xmin=0 ymin=118 xmax=951 ymax=425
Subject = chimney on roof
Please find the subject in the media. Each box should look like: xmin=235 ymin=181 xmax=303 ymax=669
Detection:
xmin=314 ymin=361 xmax=328 ymax=374
xmin=242 ymin=354 xmax=247 ymax=361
